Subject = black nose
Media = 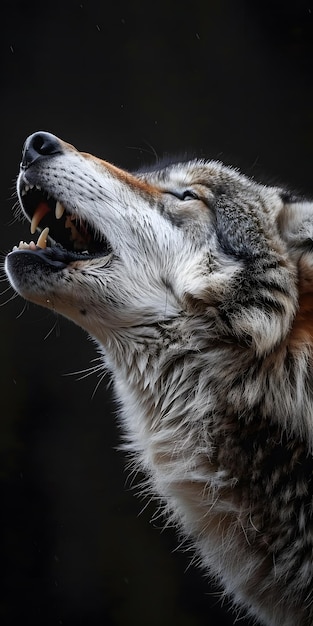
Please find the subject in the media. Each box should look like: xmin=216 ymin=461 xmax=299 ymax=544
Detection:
xmin=21 ymin=131 xmax=63 ymax=168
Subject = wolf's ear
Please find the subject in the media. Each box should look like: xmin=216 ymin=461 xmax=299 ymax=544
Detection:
xmin=184 ymin=192 xmax=298 ymax=356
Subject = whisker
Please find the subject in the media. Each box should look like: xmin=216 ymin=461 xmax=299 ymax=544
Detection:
xmin=63 ymin=357 xmax=104 ymax=380
xmin=16 ymin=300 xmax=29 ymax=318
xmin=43 ymin=316 xmax=61 ymax=340
xmin=91 ymin=370 xmax=108 ymax=399
xmin=0 ymin=291 xmax=19 ymax=307
xmin=0 ymin=284 xmax=14 ymax=295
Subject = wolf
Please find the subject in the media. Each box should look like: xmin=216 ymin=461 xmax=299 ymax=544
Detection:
xmin=5 ymin=131 xmax=313 ymax=625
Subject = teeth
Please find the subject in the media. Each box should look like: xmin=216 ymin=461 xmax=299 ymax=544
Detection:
xmin=13 ymin=227 xmax=50 ymax=252
xmin=30 ymin=202 xmax=51 ymax=234
xmin=65 ymin=214 xmax=90 ymax=250
xmin=14 ymin=239 xmax=38 ymax=251
xmin=14 ymin=240 xmax=34 ymax=250
xmin=36 ymin=227 xmax=50 ymax=249
xmin=21 ymin=181 xmax=37 ymax=196
xmin=23 ymin=183 xmax=35 ymax=193
xmin=55 ymin=200 xmax=65 ymax=220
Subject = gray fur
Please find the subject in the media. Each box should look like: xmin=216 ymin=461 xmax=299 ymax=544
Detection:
xmin=5 ymin=135 xmax=313 ymax=625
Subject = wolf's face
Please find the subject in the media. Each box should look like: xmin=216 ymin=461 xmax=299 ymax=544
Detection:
xmin=5 ymin=132 xmax=312 ymax=354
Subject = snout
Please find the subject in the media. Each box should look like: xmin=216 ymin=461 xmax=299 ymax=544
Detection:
xmin=21 ymin=131 xmax=63 ymax=169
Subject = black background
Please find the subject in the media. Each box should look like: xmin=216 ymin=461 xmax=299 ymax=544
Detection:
xmin=1 ymin=1 xmax=313 ymax=625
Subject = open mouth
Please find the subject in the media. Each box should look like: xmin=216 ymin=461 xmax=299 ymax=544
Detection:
xmin=14 ymin=181 xmax=112 ymax=268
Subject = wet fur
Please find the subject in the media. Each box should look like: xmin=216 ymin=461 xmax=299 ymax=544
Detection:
xmin=5 ymin=135 xmax=313 ymax=625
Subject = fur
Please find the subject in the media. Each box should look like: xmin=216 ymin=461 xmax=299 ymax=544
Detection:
xmin=5 ymin=132 xmax=313 ymax=625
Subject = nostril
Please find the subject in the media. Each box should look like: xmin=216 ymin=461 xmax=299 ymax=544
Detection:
xmin=21 ymin=131 xmax=63 ymax=168
xmin=32 ymin=133 xmax=58 ymax=156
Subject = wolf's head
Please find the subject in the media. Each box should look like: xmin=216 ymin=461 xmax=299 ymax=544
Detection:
xmin=5 ymin=131 xmax=313 ymax=355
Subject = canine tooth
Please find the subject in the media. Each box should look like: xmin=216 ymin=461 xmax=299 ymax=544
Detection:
xmin=30 ymin=202 xmax=50 ymax=234
xmin=36 ymin=185 xmax=41 ymax=190
xmin=36 ymin=227 xmax=49 ymax=249
xmin=55 ymin=200 xmax=65 ymax=219
xmin=24 ymin=185 xmax=30 ymax=193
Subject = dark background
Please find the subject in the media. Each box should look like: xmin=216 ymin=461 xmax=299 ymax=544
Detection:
xmin=1 ymin=1 xmax=313 ymax=625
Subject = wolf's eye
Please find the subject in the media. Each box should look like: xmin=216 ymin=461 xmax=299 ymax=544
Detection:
xmin=181 ymin=190 xmax=199 ymax=201
xmin=167 ymin=189 xmax=199 ymax=202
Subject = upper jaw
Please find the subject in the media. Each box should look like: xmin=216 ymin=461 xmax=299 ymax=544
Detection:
xmin=15 ymin=171 xmax=112 ymax=261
